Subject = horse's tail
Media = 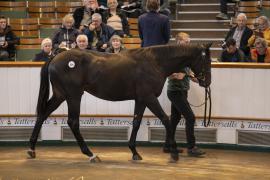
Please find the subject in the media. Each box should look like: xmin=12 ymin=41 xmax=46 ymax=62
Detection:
xmin=36 ymin=59 xmax=52 ymax=116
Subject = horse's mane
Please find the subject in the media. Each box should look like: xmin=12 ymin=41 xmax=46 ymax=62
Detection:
xmin=126 ymin=44 xmax=203 ymax=62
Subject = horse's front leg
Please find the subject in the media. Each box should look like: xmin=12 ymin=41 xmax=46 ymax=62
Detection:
xmin=129 ymin=100 xmax=146 ymax=160
xmin=144 ymin=95 xmax=179 ymax=162
xmin=67 ymin=97 xmax=101 ymax=163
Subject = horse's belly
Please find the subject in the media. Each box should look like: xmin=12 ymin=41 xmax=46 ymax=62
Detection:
xmin=85 ymin=84 xmax=135 ymax=101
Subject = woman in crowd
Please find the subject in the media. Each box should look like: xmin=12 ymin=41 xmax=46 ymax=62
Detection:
xmin=33 ymin=38 xmax=54 ymax=61
xmin=104 ymin=0 xmax=129 ymax=37
xmin=52 ymin=14 xmax=80 ymax=50
xmin=250 ymin=37 xmax=270 ymax=63
xmin=106 ymin=34 xmax=125 ymax=53
xmin=248 ymin=16 xmax=270 ymax=47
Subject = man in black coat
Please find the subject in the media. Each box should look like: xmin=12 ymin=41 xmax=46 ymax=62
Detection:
xmin=224 ymin=13 xmax=253 ymax=58
xmin=0 ymin=16 xmax=19 ymax=61
xmin=138 ymin=0 xmax=170 ymax=47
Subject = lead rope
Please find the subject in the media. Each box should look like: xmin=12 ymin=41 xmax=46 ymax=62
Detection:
xmin=203 ymin=87 xmax=211 ymax=127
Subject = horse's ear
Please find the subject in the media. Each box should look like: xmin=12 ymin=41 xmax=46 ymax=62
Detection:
xmin=203 ymin=42 xmax=212 ymax=49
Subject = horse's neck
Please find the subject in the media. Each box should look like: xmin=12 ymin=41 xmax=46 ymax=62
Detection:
xmin=151 ymin=46 xmax=192 ymax=77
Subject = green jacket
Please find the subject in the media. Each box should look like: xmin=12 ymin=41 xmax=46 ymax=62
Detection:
xmin=167 ymin=68 xmax=190 ymax=91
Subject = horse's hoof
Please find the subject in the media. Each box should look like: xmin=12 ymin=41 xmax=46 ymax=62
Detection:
xmin=163 ymin=147 xmax=183 ymax=154
xmin=170 ymin=152 xmax=179 ymax=162
xmin=27 ymin=150 xmax=36 ymax=159
xmin=89 ymin=155 xmax=101 ymax=163
xmin=132 ymin=154 xmax=143 ymax=161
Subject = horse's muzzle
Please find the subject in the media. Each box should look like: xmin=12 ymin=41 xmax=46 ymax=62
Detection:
xmin=198 ymin=74 xmax=211 ymax=88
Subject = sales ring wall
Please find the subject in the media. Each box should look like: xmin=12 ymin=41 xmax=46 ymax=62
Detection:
xmin=0 ymin=62 xmax=270 ymax=149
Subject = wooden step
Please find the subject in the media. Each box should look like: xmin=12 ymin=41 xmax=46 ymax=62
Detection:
xmin=171 ymin=20 xmax=230 ymax=29
xmin=182 ymin=0 xmax=220 ymax=4
xmin=210 ymin=48 xmax=222 ymax=59
xmin=177 ymin=11 xmax=234 ymax=20
xmin=177 ymin=3 xmax=235 ymax=11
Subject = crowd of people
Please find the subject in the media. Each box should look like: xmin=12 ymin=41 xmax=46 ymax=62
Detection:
xmin=220 ymin=13 xmax=270 ymax=63
xmin=0 ymin=0 xmax=171 ymax=61
xmin=1 ymin=0 xmax=270 ymax=63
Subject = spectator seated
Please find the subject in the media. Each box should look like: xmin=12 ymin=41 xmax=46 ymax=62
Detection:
xmin=251 ymin=37 xmax=270 ymax=63
xmin=220 ymin=38 xmax=246 ymax=62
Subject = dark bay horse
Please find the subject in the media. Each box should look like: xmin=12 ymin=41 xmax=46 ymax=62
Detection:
xmin=27 ymin=44 xmax=212 ymax=162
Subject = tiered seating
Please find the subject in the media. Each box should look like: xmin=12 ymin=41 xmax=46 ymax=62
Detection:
xmin=261 ymin=0 xmax=270 ymax=17
xmin=28 ymin=1 xmax=56 ymax=18
xmin=56 ymin=1 xmax=82 ymax=18
xmin=1 ymin=1 xmax=140 ymax=61
xmin=16 ymin=39 xmax=42 ymax=61
xmin=236 ymin=1 xmax=260 ymax=18
xmin=128 ymin=18 xmax=139 ymax=37
xmin=39 ymin=18 xmax=62 ymax=38
xmin=123 ymin=37 xmax=141 ymax=49
xmin=0 ymin=1 xmax=27 ymax=18
xmin=9 ymin=18 xmax=39 ymax=38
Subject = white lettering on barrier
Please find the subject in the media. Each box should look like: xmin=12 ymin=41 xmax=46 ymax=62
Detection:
xmin=0 ymin=117 xmax=269 ymax=132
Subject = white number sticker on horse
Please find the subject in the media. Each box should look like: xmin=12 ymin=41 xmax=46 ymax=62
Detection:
xmin=68 ymin=61 xmax=75 ymax=68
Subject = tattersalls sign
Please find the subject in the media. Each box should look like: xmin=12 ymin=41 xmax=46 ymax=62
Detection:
xmin=0 ymin=117 xmax=269 ymax=132
xmin=0 ymin=117 xmax=270 ymax=131
xmin=0 ymin=116 xmax=269 ymax=146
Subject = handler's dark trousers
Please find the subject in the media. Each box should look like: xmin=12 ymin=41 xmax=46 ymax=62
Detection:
xmin=167 ymin=90 xmax=196 ymax=149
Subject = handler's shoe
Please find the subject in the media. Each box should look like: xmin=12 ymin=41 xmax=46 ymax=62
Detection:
xmin=187 ymin=146 xmax=206 ymax=157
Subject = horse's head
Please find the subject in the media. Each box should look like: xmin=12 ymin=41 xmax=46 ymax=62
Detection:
xmin=191 ymin=43 xmax=212 ymax=88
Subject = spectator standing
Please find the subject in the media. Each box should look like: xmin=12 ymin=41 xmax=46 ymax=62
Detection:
xmin=104 ymin=0 xmax=129 ymax=37
xmin=142 ymin=0 xmax=170 ymax=16
xmin=83 ymin=13 xmax=115 ymax=52
xmin=250 ymin=38 xmax=270 ymax=63
xmin=225 ymin=13 xmax=253 ymax=58
xmin=138 ymin=0 xmax=170 ymax=47
xmin=52 ymin=14 xmax=80 ymax=50
xmin=106 ymin=34 xmax=125 ymax=53
xmin=0 ymin=16 xmax=19 ymax=61
xmin=33 ymin=38 xmax=54 ymax=62
xmin=216 ymin=0 xmax=229 ymax=20
xmin=221 ymin=38 xmax=246 ymax=62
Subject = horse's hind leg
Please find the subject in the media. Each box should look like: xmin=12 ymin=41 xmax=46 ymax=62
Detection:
xmin=129 ymin=100 xmax=146 ymax=160
xmin=28 ymin=96 xmax=64 ymax=158
xmin=164 ymin=104 xmax=181 ymax=153
xmin=144 ymin=95 xmax=179 ymax=162
xmin=66 ymin=96 xmax=100 ymax=162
